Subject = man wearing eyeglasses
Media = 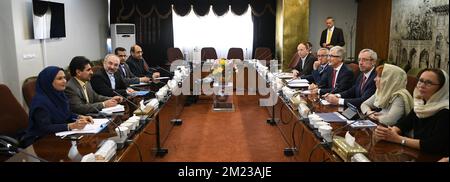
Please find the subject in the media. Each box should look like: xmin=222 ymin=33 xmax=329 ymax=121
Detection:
xmin=324 ymin=49 xmax=377 ymax=107
xmin=302 ymin=48 xmax=330 ymax=84
xmin=309 ymin=46 xmax=354 ymax=95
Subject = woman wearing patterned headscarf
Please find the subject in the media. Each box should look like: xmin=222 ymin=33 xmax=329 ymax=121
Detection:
xmin=375 ymin=68 xmax=449 ymax=155
xmin=361 ymin=64 xmax=414 ymax=126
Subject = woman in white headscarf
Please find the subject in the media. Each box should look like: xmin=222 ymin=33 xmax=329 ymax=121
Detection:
xmin=375 ymin=68 xmax=449 ymax=156
xmin=361 ymin=64 xmax=414 ymax=126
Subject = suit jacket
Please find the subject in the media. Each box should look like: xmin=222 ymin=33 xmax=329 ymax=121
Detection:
xmin=118 ymin=63 xmax=140 ymax=85
xmin=91 ymin=68 xmax=128 ymax=97
xmin=293 ymin=54 xmax=316 ymax=76
xmin=338 ymin=69 xmax=376 ymax=108
xmin=65 ymin=78 xmax=111 ymax=115
xmin=318 ymin=64 xmax=354 ymax=95
xmin=126 ymin=57 xmax=153 ymax=77
xmin=320 ymin=27 xmax=345 ymax=47
xmin=302 ymin=63 xmax=329 ymax=84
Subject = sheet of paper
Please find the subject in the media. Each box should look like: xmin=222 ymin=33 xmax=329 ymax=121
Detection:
xmin=55 ymin=118 xmax=109 ymax=137
xmin=153 ymin=77 xmax=170 ymax=80
xmin=100 ymin=104 xmax=125 ymax=114
xmin=288 ymin=82 xmax=309 ymax=88
xmin=320 ymin=99 xmax=331 ymax=105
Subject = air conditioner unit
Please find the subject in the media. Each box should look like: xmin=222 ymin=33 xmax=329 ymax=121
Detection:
xmin=111 ymin=23 xmax=135 ymax=51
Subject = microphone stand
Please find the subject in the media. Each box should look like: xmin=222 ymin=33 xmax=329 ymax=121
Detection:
xmin=89 ymin=104 xmax=127 ymax=150
xmin=328 ymin=111 xmax=378 ymax=148
xmin=113 ymin=90 xmax=168 ymax=157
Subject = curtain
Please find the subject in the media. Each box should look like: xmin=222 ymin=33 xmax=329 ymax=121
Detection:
xmin=110 ymin=0 xmax=275 ymax=65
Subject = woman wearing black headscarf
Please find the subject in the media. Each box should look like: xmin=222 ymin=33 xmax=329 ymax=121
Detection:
xmin=22 ymin=66 xmax=93 ymax=146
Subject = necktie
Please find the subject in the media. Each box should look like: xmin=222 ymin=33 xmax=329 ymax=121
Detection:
xmin=121 ymin=65 xmax=127 ymax=77
xmin=109 ymin=74 xmax=116 ymax=89
xmin=82 ymin=84 xmax=90 ymax=103
xmin=331 ymin=69 xmax=337 ymax=89
xmin=326 ymin=29 xmax=332 ymax=45
xmin=360 ymin=75 xmax=367 ymax=93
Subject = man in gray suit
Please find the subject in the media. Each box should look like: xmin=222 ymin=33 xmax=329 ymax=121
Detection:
xmin=65 ymin=56 xmax=123 ymax=115
xmin=115 ymin=47 xmax=150 ymax=85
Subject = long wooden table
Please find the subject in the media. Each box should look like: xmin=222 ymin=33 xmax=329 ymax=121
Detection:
xmin=263 ymin=84 xmax=444 ymax=162
xmin=6 ymin=92 xmax=186 ymax=162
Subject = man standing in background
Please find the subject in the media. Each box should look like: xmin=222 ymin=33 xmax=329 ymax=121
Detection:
xmin=320 ymin=17 xmax=345 ymax=49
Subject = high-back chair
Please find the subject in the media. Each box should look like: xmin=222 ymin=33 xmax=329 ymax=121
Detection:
xmin=346 ymin=62 xmax=360 ymax=77
xmin=22 ymin=76 xmax=37 ymax=108
xmin=167 ymin=47 xmax=184 ymax=64
xmin=254 ymin=47 xmax=272 ymax=65
xmin=227 ymin=48 xmax=244 ymax=60
xmin=0 ymin=84 xmax=28 ymax=138
xmin=201 ymin=47 xmax=218 ymax=61
xmin=406 ymin=75 xmax=418 ymax=95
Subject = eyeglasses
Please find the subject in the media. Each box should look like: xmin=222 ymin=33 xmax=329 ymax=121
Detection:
xmin=327 ymin=55 xmax=340 ymax=58
xmin=417 ymin=79 xmax=440 ymax=87
xmin=358 ymin=58 xmax=373 ymax=62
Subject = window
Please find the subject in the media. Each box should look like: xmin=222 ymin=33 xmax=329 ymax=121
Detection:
xmin=173 ymin=6 xmax=253 ymax=60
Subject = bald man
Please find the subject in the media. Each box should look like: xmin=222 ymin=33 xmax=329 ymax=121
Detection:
xmin=91 ymin=54 xmax=135 ymax=97
xmin=126 ymin=44 xmax=160 ymax=81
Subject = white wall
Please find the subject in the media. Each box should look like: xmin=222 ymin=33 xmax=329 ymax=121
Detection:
xmin=309 ymin=0 xmax=358 ymax=59
xmin=0 ymin=0 xmax=20 ymax=99
xmin=0 ymin=0 xmax=108 ymax=105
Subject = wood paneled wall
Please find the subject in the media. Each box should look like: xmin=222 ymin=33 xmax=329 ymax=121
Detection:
xmin=355 ymin=0 xmax=392 ymax=61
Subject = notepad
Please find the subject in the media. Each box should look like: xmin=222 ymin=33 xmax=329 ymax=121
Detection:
xmin=55 ymin=118 xmax=109 ymax=137
xmin=315 ymin=112 xmax=347 ymax=123
xmin=100 ymin=105 xmax=125 ymax=115
xmin=129 ymin=91 xmax=150 ymax=97
xmin=273 ymin=72 xmax=293 ymax=79
xmin=153 ymin=77 xmax=170 ymax=80
xmin=349 ymin=120 xmax=377 ymax=128
xmin=288 ymin=82 xmax=309 ymax=88
xmin=129 ymin=82 xmax=151 ymax=87
xmin=286 ymin=78 xmax=309 ymax=83
xmin=301 ymin=90 xmax=312 ymax=95
xmin=320 ymin=99 xmax=331 ymax=105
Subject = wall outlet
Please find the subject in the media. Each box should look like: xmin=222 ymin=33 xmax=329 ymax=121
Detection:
xmin=23 ymin=54 xmax=36 ymax=60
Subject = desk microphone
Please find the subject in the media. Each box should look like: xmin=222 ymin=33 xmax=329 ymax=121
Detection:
xmin=113 ymin=90 xmax=147 ymax=115
xmin=154 ymin=65 xmax=176 ymax=76
xmin=331 ymin=110 xmax=378 ymax=140
xmin=88 ymin=104 xmax=123 ymax=139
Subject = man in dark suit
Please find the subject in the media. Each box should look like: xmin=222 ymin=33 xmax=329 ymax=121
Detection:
xmin=126 ymin=44 xmax=160 ymax=80
xmin=115 ymin=47 xmax=150 ymax=85
xmin=324 ymin=49 xmax=378 ymax=107
xmin=91 ymin=54 xmax=135 ymax=97
xmin=319 ymin=17 xmax=345 ymax=49
xmin=290 ymin=42 xmax=316 ymax=77
xmin=310 ymin=46 xmax=354 ymax=95
xmin=65 ymin=56 xmax=123 ymax=114
xmin=302 ymin=48 xmax=329 ymax=84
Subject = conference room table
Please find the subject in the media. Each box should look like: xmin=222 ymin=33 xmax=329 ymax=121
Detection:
xmin=5 ymin=60 xmax=444 ymax=162
xmin=6 ymin=86 xmax=187 ymax=162
xmin=261 ymin=82 xmax=444 ymax=162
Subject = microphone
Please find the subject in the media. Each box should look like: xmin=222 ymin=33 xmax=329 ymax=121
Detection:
xmin=154 ymin=65 xmax=175 ymax=76
xmin=113 ymin=90 xmax=145 ymax=114
xmin=113 ymin=90 xmax=156 ymax=121
xmin=87 ymin=103 xmax=123 ymax=139
xmin=331 ymin=110 xmax=378 ymax=140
